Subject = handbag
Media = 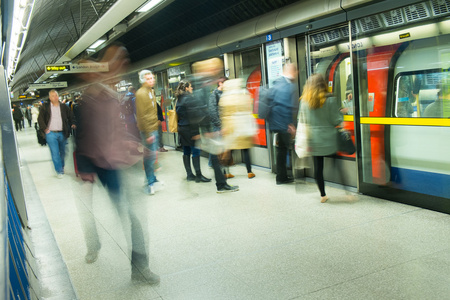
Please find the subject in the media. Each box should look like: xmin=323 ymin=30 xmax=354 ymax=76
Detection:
xmin=168 ymin=108 xmax=178 ymax=133
xmin=337 ymin=128 xmax=355 ymax=155
xmin=295 ymin=102 xmax=310 ymax=159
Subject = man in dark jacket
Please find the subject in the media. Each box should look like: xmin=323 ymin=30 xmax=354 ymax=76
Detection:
xmin=38 ymin=89 xmax=75 ymax=178
xmin=268 ymin=64 xmax=298 ymax=185
xmin=12 ymin=104 xmax=24 ymax=131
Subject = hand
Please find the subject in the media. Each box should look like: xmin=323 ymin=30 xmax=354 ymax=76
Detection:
xmin=288 ymin=124 xmax=296 ymax=137
xmin=45 ymin=129 xmax=50 ymax=134
xmin=146 ymin=135 xmax=155 ymax=144
xmin=71 ymin=124 xmax=77 ymax=129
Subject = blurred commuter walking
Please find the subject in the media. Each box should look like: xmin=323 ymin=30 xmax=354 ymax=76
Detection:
xmin=12 ymin=104 xmax=23 ymax=131
xmin=75 ymin=44 xmax=160 ymax=284
xmin=299 ymin=74 xmax=343 ymax=203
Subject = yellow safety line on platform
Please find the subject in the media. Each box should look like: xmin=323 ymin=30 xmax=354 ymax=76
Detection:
xmin=360 ymin=117 xmax=450 ymax=127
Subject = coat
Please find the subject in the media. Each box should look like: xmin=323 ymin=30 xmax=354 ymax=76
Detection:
xmin=37 ymin=102 xmax=74 ymax=138
xmin=135 ymin=84 xmax=158 ymax=136
xmin=300 ymin=96 xmax=343 ymax=156
xmin=219 ymin=79 xmax=255 ymax=150
xmin=268 ymin=76 xmax=297 ymax=132
xmin=176 ymin=93 xmax=199 ymax=147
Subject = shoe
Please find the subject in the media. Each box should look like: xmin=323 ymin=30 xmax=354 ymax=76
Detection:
xmin=195 ymin=175 xmax=212 ymax=183
xmin=56 ymin=173 xmax=64 ymax=179
xmin=145 ymin=185 xmax=155 ymax=195
xmin=154 ymin=180 xmax=164 ymax=191
xmin=321 ymin=196 xmax=329 ymax=203
xmin=187 ymin=174 xmax=196 ymax=181
xmin=85 ymin=250 xmax=99 ymax=264
xmin=276 ymin=178 xmax=294 ymax=185
xmin=217 ymin=184 xmax=239 ymax=193
xmin=131 ymin=268 xmax=160 ymax=285
xmin=248 ymin=172 xmax=255 ymax=179
xmin=159 ymin=147 xmax=168 ymax=152
xmin=225 ymin=173 xmax=235 ymax=179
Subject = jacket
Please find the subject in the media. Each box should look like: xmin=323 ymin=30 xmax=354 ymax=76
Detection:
xmin=208 ymin=88 xmax=222 ymax=131
xmin=300 ymin=96 xmax=343 ymax=156
xmin=13 ymin=107 xmax=23 ymax=120
xmin=37 ymin=102 xmax=74 ymax=138
xmin=135 ymin=84 xmax=158 ymax=135
xmin=268 ymin=76 xmax=297 ymax=132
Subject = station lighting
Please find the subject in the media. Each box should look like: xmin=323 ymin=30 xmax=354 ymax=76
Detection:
xmin=88 ymin=38 xmax=107 ymax=49
xmin=137 ymin=0 xmax=164 ymax=13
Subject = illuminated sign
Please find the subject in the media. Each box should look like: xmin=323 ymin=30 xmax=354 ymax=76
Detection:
xmin=18 ymin=95 xmax=27 ymax=99
xmin=29 ymin=82 xmax=68 ymax=89
xmin=399 ymin=32 xmax=411 ymax=39
xmin=44 ymin=63 xmax=109 ymax=73
xmin=45 ymin=65 xmax=71 ymax=72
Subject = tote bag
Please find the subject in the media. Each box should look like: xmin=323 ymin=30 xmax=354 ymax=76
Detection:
xmin=168 ymin=109 xmax=178 ymax=133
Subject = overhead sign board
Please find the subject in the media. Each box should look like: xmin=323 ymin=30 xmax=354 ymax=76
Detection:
xmin=29 ymin=82 xmax=68 ymax=89
xmin=45 ymin=62 xmax=109 ymax=73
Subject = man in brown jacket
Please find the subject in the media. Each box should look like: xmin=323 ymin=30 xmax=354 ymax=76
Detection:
xmin=136 ymin=70 xmax=160 ymax=195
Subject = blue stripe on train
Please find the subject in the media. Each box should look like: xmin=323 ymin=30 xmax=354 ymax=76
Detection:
xmin=390 ymin=167 xmax=450 ymax=199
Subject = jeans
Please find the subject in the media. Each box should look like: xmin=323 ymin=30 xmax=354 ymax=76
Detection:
xmin=140 ymin=131 xmax=159 ymax=185
xmin=46 ymin=131 xmax=67 ymax=174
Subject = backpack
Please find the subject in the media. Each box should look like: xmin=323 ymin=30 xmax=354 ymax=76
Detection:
xmin=120 ymin=93 xmax=135 ymax=118
xmin=257 ymin=86 xmax=272 ymax=120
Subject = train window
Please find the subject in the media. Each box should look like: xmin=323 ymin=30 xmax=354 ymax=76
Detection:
xmin=395 ymin=71 xmax=449 ymax=118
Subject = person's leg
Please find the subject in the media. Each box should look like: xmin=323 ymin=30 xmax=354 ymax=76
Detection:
xmin=313 ymin=156 xmax=327 ymax=200
xmin=243 ymin=148 xmax=253 ymax=173
xmin=140 ymin=131 xmax=158 ymax=187
xmin=14 ymin=120 xmax=19 ymax=131
xmin=276 ymin=132 xmax=290 ymax=182
xmin=57 ymin=133 xmax=67 ymax=172
xmin=158 ymin=124 xmax=164 ymax=149
xmin=183 ymin=146 xmax=195 ymax=180
xmin=46 ymin=132 xmax=63 ymax=174
xmin=192 ymin=147 xmax=211 ymax=182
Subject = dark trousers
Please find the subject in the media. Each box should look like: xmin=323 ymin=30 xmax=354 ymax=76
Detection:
xmin=313 ymin=154 xmax=344 ymax=197
xmin=210 ymin=154 xmax=227 ymax=189
xmin=242 ymin=149 xmax=252 ymax=173
xmin=274 ymin=131 xmax=292 ymax=182
xmin=14 ymin=119 xmax=22 ymax=131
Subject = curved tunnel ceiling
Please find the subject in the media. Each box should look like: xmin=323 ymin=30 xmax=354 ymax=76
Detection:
xmin=12 ymin=0 xmax=300 ymax=93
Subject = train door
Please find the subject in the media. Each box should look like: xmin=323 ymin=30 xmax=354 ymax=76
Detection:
xmin=233 ymin=47 xmax=271 ymax=168
xmin=304 ymin=24 xmax=358 ymax=187
xmin=351 ymin=2 xmax=450 ymax=213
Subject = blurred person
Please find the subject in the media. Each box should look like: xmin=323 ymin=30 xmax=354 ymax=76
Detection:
xmin=299 ymin=74 xmax=343 ymax=203
xmin=38 ymin=89 xmax=75 ymax=178
xmin=31 ymin=103 xmax=40 ymax=130
xmin=191 ymin=58 xmax=238 ymax=193
xmin=20 ymin=105 xmax=27 ymax=128
xmin=120 ymin=86 xmax=139 ymax=139
xmin=12 ymin=104 xmax=23 ymax=131
xmin=157 ymin=101 xmax=168 ymax=152
xmin=26 ymin=106 xmax=32 ymax=127
xmin=176 ymin=80 xmax=211 ymax=182
xmin=75 ymin=44 xmax=160 ymax=284
xmin=136 ymin=70 xmax=161 ymax=195
xmin=208 ymin=77 xmax=234 ymax=177
xmin=268 ymin=64 xmax=298 ymax=185
xmin=219 ymin=78 xmax=256 ymax=179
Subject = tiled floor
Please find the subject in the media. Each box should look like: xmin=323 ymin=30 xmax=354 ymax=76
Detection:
xmin=17 ymin=127 xmax=450 ymax=299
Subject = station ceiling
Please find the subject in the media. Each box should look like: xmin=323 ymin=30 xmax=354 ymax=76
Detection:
xmin=10 ymin=0 xmax=300 ymax=94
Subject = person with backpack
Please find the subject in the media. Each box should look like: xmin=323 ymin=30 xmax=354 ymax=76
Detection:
xmin=268 ymin=64 xmax=298 ymax=185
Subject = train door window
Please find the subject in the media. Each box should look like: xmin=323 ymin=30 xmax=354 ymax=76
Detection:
xmin=308 ymin=25 xmax=353 ymax=113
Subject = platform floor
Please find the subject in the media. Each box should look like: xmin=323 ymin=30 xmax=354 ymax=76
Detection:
xmin=16 ymin=126 xmax=450 ymax=300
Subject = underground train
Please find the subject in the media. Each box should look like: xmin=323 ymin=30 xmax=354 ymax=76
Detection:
xmin=69 ymin=0 xmax=450 ymax=213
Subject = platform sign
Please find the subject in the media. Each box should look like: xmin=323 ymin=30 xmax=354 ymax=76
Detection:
xmin=28 ymin=82 xmax=68 ymax=89
xmin=45 ymin=63 xmax=109 ymax=73
xmin=266 ymin=40 xmax=283 ymax=88
xmin=266 ymin=34 xmax=272 ymax=42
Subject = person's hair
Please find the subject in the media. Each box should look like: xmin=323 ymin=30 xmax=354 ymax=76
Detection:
xmin=49 ymin=89 xmax=58 ymax=96
xmin=301 ymin=73 xmax=328 ymax=109
xmin=218 ymin=76 xmax=228 ymax=86
xmin=175 ymin=80 xmax=191 ymax=98
xmin=139 ymin=70 xmax=153 ymax=84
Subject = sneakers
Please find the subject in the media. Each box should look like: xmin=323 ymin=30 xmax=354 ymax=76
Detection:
xmin=131 ymin=267 xmax=160 ymax=285
xmin=158 ymin=147 xmax=168 ymax=152
xmin=56 ymin=173 xmax=64 ymax=179
xmin=217 ymin=184 xmax=239 ymax=193
xmin=145 ymin=185 xmax=155 ymax=195
xmin=248 ymin=172 xmax=255 ymax=179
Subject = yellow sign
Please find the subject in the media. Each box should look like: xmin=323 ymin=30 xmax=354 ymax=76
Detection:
xmin=45 ymin=65 xmax=71 ymax=72
xmin=399 ymin=33 xmax=411 ymax=39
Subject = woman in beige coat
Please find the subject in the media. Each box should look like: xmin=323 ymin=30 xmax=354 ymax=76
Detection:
xmin=219 ymin=78 xmax=256 ymax=178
